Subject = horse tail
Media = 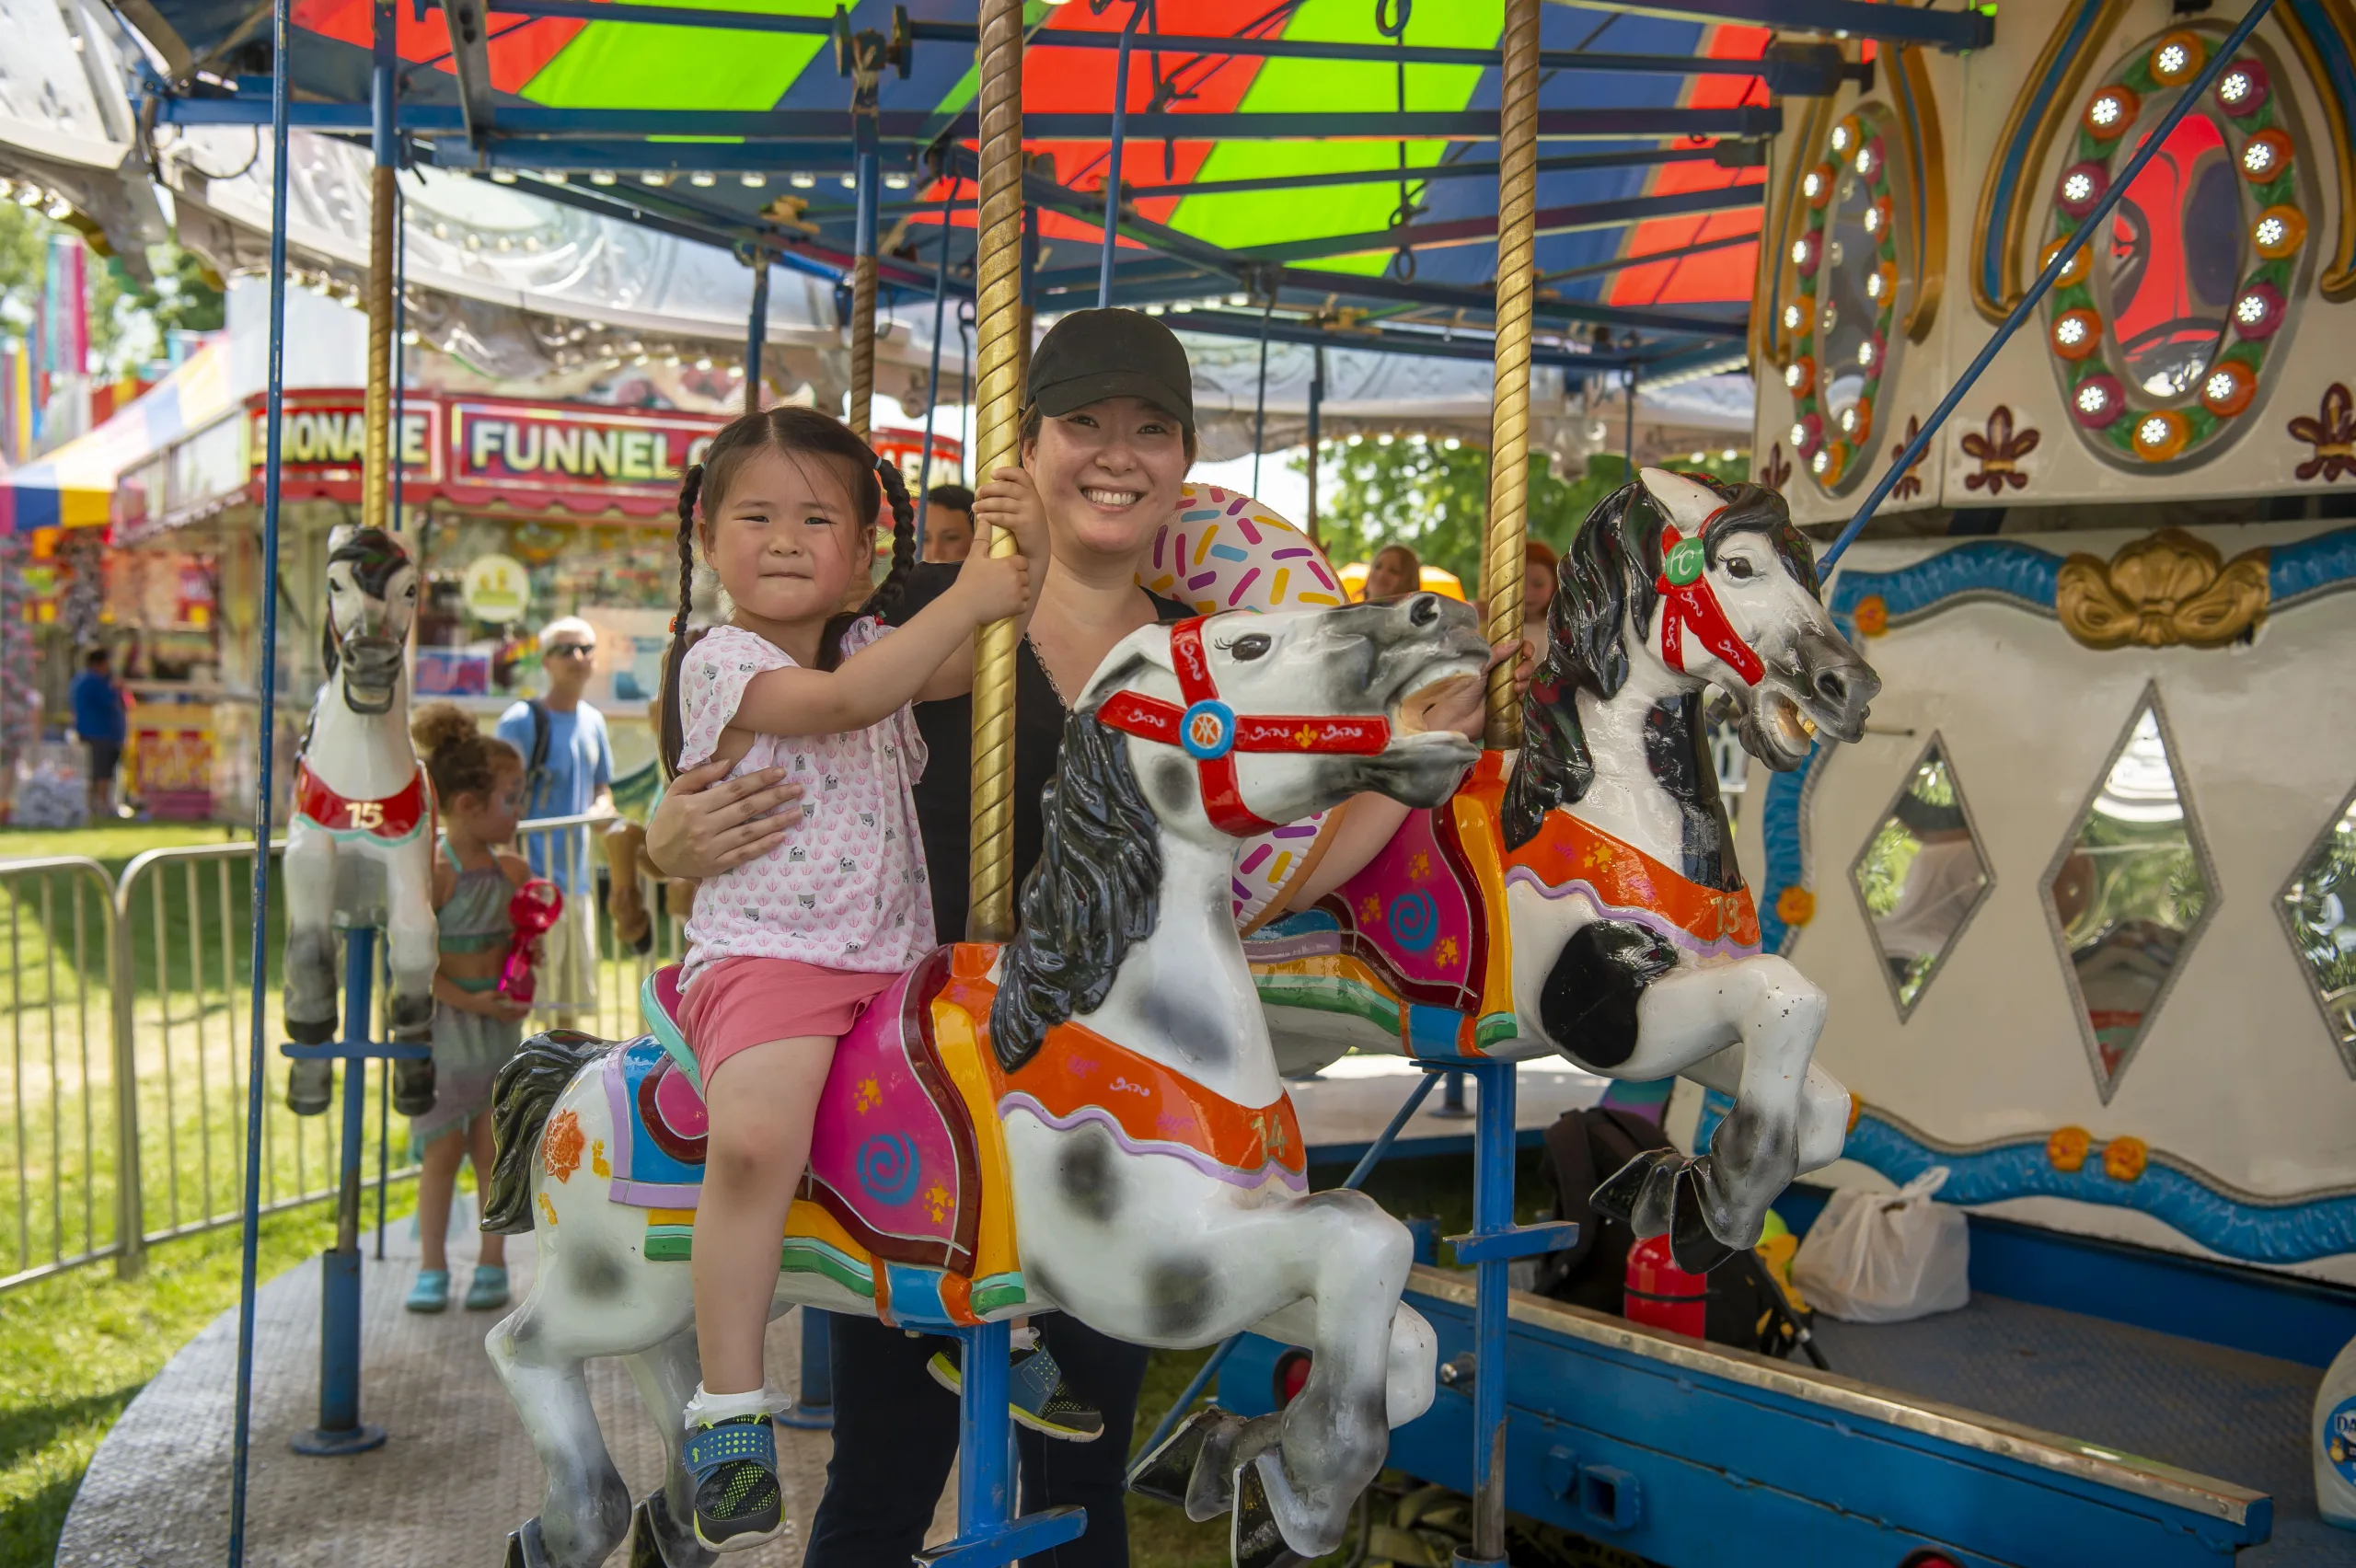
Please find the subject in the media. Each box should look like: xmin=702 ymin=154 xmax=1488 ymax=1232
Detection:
xmin=483 ymin=1029 xmax=612 ymax=1234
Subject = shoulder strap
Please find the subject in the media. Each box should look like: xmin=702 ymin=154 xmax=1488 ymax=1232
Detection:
xmin=524 ymin=698 xmax=552 ymax=810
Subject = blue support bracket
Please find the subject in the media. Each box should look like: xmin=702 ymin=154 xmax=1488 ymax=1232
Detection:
xmin=917 ymin=1320 xmax=1087 ymax=1568
xmin=280 ymin=929 xmax=422 ymax=1458
xmin=1449 ymin=1220 xmax=1578 ymax=1265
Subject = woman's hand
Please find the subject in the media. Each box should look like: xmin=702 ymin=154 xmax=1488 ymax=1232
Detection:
xmin=644 ymin=758 xmax=806 ymax=880
xmin=1402 ymin=640 xmax=1523 ymax=740
xmin=971 ymin=465 xmax=1049 ymax=566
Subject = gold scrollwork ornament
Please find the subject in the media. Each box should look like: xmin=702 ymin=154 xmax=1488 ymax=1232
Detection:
xmin=2055 ymin=527 xmax=2270 ymax=649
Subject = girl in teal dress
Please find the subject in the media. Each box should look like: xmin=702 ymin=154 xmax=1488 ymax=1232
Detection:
xmin=408 ymin=703 xmax=537 ymax=1313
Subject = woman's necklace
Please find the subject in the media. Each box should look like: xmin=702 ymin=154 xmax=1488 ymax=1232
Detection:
xmin=1026 ymin=585 xmax=1157 ymax=713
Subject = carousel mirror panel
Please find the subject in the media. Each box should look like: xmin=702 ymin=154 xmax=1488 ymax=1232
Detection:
xmin=2279 ymin=784 xmax=2356 ymax=1074
xmin=2042 ymin=688 xmax=2216 ymax=1101
xmin=1850 ymin=736 xmax=1992 ymax=1020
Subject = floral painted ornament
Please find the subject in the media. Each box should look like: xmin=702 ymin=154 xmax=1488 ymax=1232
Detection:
xmin=2291 ymin=383 xmax=2356 ymax=482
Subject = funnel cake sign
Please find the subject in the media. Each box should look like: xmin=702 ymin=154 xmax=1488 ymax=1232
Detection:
xmin=449 ymin=403 xmax=718 ymax=491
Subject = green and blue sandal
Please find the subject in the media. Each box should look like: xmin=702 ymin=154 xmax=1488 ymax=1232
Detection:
xmin=926 ymin=1344 xmax=1105 ymax=1442
xmin=686 ymin=1412 xmax=785 ymax=1552
xmin=465 ymin=1265 xmax=510 ymax=1311
xmin=405 ymin=1269 xmax=450 ymax=1313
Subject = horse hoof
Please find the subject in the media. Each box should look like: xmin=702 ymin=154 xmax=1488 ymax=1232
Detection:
xmin=502 ymin=1517 xmax=552 ymax=1568
xmin=1230 ymin=1458 xmax=1304 ymax=1568
xmin=285 ymin=1060 xmax=334 ymax=1117
xmin=628 ymin=1492 xmax=713 ymax=1568
xmin=285 ymin=1013 xmax=338 ymax=1046
xmin=1591 ymin=1148 xmax=1679 ymax=1239
xmin=1126 ymin=1406 xmax=1246 ymax=1521
xmin=1668 ymin=1166 xmax=1738 ymax=1274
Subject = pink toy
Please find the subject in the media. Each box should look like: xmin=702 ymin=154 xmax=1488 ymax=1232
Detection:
xmin=499 ymin=879 xmax=563 ymax=1004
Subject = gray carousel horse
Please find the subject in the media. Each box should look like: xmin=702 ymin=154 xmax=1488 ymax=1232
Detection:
xmin=479 ymin=594 xmax=1491 ymax=1568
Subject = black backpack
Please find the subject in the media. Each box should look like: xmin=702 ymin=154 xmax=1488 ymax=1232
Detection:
xmin=1533 ymin=1105 xmax=1824 ymax=1365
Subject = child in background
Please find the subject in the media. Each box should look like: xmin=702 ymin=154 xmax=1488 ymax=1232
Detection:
xmin=658 ymin=408 xmax=1044 ymax=1552
xmin=406 ymin=703 xmax=537 ymax=1314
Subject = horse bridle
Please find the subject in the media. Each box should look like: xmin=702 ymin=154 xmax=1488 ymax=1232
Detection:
xmin=1653 ymin=520 xmax=1765 ymax=686
xmin=1095 ymin=617 xmax=1392 ymax=836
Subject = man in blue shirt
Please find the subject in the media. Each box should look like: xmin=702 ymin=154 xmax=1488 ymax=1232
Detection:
xmin=69 ymin=648 xmax=128 ymax=822
xmin=497 ymin=617 xmax=614 ymax=1027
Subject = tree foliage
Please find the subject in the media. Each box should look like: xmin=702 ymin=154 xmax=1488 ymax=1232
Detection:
xmin=1296 ymin=435 xmax=1751 ymax=595
xmin=0 ymin=202 xmax=225 ymax=375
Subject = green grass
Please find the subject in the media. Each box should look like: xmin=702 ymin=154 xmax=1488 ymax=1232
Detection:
xmin=0 ymin=1183 xmax=418 ymax=1568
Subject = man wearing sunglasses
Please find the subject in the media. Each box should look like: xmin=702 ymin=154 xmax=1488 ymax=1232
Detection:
xmin=496 ymin=616 xmax=615 ymax=1028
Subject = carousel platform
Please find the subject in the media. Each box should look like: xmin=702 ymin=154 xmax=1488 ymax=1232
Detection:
xmin=52 ymin=1060 xmax=1596 ymax=1567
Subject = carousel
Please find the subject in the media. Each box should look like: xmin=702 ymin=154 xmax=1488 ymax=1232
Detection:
xmin=37 ymin=0 xmax=2356 ymax=1564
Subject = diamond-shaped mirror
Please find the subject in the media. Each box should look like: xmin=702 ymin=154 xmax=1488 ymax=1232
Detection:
xmin=2280 ymin=784 xmax=2356 ymax=1075
xmin=2042 ymin=687 xmax=2215 ymax=1101
xmin=1850 ymin=736 xmax=1992 ymax=1020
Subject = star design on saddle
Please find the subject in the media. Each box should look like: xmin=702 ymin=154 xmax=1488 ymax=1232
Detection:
xmin=1360 ymin=894 xmax=1383 ymax=923
xmin=1410 ymin=852 xmax=1430 ymax=881
xmin=925 ymin=1182 xmax=951 ymax=1222
xmin=1437 ymin=937 xmax=1459 ymax=967
xmin=856 ymin=1078 xmax=883 ymax=1113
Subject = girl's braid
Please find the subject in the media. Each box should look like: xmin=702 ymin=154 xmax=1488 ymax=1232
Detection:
xmin=860 ymin=454 xmax=919 ymax=627
xmin=657 ymin=461 xmax=704 ymax=778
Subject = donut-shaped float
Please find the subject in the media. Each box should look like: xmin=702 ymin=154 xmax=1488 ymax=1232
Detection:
xmin=1141 ymin=484 xmax=1351 ymax=930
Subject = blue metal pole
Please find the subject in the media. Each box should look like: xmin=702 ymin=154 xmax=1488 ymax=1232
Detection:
xmin=1250 ymin=296 xmax=1272 ymax=497
xmin=959 ymin=1320 xmax=1012 ymax=1529
xmin=778 ymin=1306 xmax=834 ymax=1429
xmin=1433 ymin=1067 xmax=1470 ymax=1118
xmin=1464 ymin=1061 xmax=1516 ymax=1564
xmin=1138 ymin=1069 xmax=1443 ymax=1460
xmin=1821 ymin=0 xmax=2280 ymax=571
xmin=294 ymin=931 xmax=384 ymax=1452
xmin=1099 ymin=1 xmax=1144 ymax=307
xmin=227 ymin=0 xmax=294 ymax=1543
xmin=377 ymin=5 xmax=400 ymax=1263
xmin=916 ymin=207 xmax=953 ymax=553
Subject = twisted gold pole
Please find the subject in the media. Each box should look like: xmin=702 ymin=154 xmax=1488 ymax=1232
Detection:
xmin=1481 ymin=0 xmax=1541 ymax=753
xmin=360 ymin=164 xmax=397 ymax=537
xmin=965 ymin=0 xmax=1026 ymax=942
xmin=849 ymin=252 xmax=878 ymax=442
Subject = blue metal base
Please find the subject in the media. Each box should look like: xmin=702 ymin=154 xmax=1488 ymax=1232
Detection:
xmin=913 ymin=1320 xmax=1086 ymax=1568
xmin=288 ymin=1421 xmax=387 ymax=1457
xmin=918 ymin=1506 xmax=1087 ymax=1568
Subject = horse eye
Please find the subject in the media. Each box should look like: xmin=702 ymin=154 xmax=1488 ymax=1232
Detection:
xmin=1724 ymin=557 xmax=1756 ymax=581
xmin=1228 ymin=633 xmax=1272 ymax=661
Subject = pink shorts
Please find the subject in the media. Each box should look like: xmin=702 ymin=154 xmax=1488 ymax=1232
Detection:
xmin=678 ymin=956 xmax=897 ymax=1089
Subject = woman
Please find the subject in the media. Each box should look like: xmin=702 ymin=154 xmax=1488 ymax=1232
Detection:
xmin=648 ymin=307 xmax=1499 ymax=1568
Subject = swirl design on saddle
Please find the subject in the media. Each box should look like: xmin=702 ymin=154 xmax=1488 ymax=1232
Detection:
xmin=855 ymin=1131 xmax=922 ymax=1206
xmin=1388 ymin=889 xmax=1439 ymax=953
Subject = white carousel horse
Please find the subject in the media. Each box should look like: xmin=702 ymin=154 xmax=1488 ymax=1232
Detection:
xmin=1245 ymin=468 xmax=1881 ymax=1269
xmin=479 ymin=594 xmax=1490 ymax=1568
xmin=281 ymin=525 xmax=438 ymax=1113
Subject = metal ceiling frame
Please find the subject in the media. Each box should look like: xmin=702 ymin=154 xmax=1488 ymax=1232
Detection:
xmin=135 ymin=0 xmax=1984 ymax=376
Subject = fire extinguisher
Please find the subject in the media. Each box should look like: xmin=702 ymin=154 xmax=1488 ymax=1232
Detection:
xmin=1623 ymin=1235 xmax=1708 ymax=1339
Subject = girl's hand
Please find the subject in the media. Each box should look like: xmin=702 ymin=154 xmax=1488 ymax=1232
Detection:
xmin=645 ymin=760 xmax=804 ymax=880
xmin=951 ymin=543 xmax=1033 ymax=624
xmin=1401 ymin=640 xmax=1522 ymax=740
xmin=972 ymin=466 xmax=1048 ymax=565
xmin=477 ymin=991 xmax=534 ymax=1022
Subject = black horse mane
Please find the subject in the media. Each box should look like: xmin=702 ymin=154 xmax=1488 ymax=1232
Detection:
xmin=1503 ymin=475 xmax=1818 ymax=854
xmin=320 ymin=527 xmax=412 ymax=680
xmin=988 ymin=700 xmax=1164 ymax=1073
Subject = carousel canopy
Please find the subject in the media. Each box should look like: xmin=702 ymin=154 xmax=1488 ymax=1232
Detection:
xmin=124 ymin=0 xmax=1991 ymax=379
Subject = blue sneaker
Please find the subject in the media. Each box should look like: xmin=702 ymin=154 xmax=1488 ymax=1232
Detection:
xmin=465 ymin=1265 xmax=510 ymax=1311
xmin=405 ymin=1269 xmax=450 ymax=1313
xmin=686 ymin=1412 xmax=785 ymax=1552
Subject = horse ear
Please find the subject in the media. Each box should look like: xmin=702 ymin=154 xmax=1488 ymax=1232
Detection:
xmin=1638 ymin=467 xmax=1725 ymax=534
xmin=1073 ymin=634 xmax=1174 ymax=713
xmin=327 ymin=523 xmax=357 ymax=557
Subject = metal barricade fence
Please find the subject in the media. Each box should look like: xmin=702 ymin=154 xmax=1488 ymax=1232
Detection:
xmin=0 ymin=815 xmax=677 ymax=1296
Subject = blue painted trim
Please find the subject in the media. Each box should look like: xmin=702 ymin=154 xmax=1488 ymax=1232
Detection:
xmin=882 ymin=1264 xmax=955 ymax=1331
xmin=1828 ymin=540 xmax=2063 ymax=629
xmin=1977 ymin=0 xmax=2114 ymax=314
xmin=2288 ymin=0 xmax=2356 ymax=165
xmin=2270 ymin=524 xmax=2356 ymax=605
xmin=1755 ymin=740 xmax=1822 ymax=954
xmin=1703 ymin=1087 xmax=2356 ymax=1264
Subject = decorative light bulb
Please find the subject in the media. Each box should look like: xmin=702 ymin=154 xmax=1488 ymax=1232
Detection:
xmin=2077 ymin=383 xmax=2107 ymax=414
xmin=2244 ymin=142 xmax=2276 ymax=176
xmin=884 ymin=171 xmax=911 ymax=190
xmin=1830 ymin=123 xmax=1853 ymax=154
xmin=1803 ymin=170 xmax=1822 ymax=200
xmin=1782 ymin=303 xmax=1802 ymax=330
xmin=1866 ymin=271 xmax=1885 ymax=299
xmin=1864 ymin=205 xmax=1881 ymax=235
xmin=491 ymin=169 xmax=518 ymax=184
xmin=791 ymin=171 xmax=816 ymax=189
xmin=1784 ymin=363 xmax=1804 ymax=388
xmin=2063 ymin=171 xmax=2095 ymax=203
xmin=1810 ymin=447 xmax=1831 ymax=473
xmin=591 ymin=170 xmax=617 ymax=186
xmin=742 ymin=172 xmax=766 ymax=188
xmin=1857 ymin=339 xmax=1876 ymax=367
xmin=1790 ymin=421 xmax=1807 ymax=447
xmin=689 ymin=170 xmax=716 ymax=187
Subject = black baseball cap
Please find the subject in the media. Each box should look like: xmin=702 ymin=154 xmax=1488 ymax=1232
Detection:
xmin=1027 ymin=308 xmax=1195 ymax=434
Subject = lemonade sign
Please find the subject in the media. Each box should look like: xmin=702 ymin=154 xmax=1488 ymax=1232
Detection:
xmin=463 ymin=553 xmax=532 ymax=624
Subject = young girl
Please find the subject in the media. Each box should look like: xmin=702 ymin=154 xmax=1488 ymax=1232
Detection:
xmin=661 ymin=407 xmax=1041 ymax=1552
xmin=405 ymin=703 xmax=536 ymax=1314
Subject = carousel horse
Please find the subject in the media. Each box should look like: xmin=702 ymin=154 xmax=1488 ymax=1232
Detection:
xmin=282 ymin=525 xmax=438 ymax=1114
xmin=479 ymin=594 xmax=1490 ymax=1568
xmin=1246 ymin=468 xmax=1881 ymax=1270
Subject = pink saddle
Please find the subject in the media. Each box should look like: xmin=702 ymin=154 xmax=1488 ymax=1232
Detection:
xmin=1313 ymin=804 xmax=1488 ymax=1014
xmin=624 ymin=950 xmax=983 ymax=1274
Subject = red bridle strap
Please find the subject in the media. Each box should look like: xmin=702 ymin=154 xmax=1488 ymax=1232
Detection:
xmin=1094 ymin=617 xmax=1392 ymax=837
xmin=1654 ymin=523 xmax=1765 ymax=686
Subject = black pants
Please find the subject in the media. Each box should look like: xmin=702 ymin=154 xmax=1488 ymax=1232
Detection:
xmin=803 ymin=1311 xmax=1151 ymax=1568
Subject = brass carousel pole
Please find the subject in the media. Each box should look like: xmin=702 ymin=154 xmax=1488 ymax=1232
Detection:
xmin=848 ymin=35 xmax=883 ymax=442
xmin=359 ymin=8 xmax=398 ymax=540
xmin=964 ymin=0 xmax=1026 ymax=944
xmin=1481 ymin=0 xmax=1540 ymax=754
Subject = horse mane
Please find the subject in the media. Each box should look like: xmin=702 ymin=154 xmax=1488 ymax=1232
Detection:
xmin=319 ymin=527 xmax=411 ymax=681
xmin=1503 ymin=475 xmax=1816 ymax=849
xmin=988 ymin=698 xmax=1164 ymax=1074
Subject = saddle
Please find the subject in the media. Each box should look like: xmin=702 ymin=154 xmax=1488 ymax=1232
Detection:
xmin=1243 ymin=754 xmax=1761 ymax=1060
xmin=291 ymin=758 xmax=434 ymax=846
xmin=606 ymin=944 xmax=1310 ymax=1326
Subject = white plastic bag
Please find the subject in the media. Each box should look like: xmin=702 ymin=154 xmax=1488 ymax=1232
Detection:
xmin=1790 ymin=1167 xmax=1969 ymax=1323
